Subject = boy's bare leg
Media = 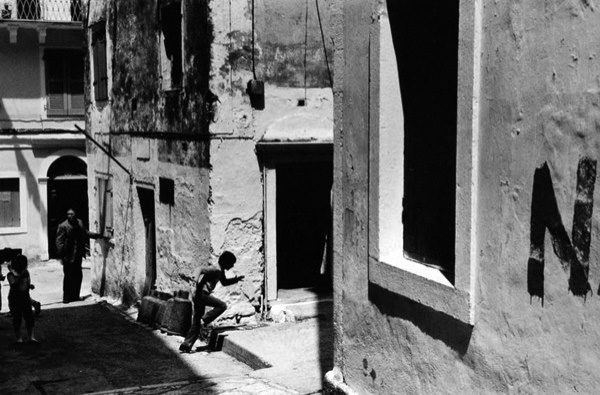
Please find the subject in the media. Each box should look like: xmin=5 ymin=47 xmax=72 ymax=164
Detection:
xmin=27 ymin=327 xmax=38 ymax=343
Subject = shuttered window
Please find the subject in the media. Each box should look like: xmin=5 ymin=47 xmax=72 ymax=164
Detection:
xmin=0 ymin=178 xmax=20 ymax=228
xmin=45 ymin=49 xmax=85 ymax=117
xmin=97 ymin=177 xmax=113 ymax=237
xmin=159 ymin=1 xmax=182 ymax=90
xmin=91 ymin=23 xmax=108 ymax=102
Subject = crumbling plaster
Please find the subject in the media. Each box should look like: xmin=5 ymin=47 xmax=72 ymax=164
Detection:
xmin=86 ymin=0 xmax=212 ymax=304
xmin=87 ymin=0 xmax=335 ymax=319
xmin=207 ymin=0 xmax=334 ymax=318
xmin=334 ymin=0 xmax=600 ymax=394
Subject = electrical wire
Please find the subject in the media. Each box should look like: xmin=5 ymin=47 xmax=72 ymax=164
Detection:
xmin=251 ymin=0 xmax=256 ymax=80
xmin=315 ymin=0 xmax=333 ymax=89
xmin=304 ymin=0 xmax=309 ymax=102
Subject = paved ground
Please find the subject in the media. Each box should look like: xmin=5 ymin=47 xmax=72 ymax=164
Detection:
xmin=222 ymin=317 xmax=333 ymax=394
xmin=0 ymin=259 xmax=332 ymax=394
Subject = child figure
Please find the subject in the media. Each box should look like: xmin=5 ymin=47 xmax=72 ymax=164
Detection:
xmin=179 ymin=251 xmax=244 ymax=353
xmin=0 ymin=262 xmax=4 ymax=313
xmin=7 ymin=255 xmax=38 ymax=344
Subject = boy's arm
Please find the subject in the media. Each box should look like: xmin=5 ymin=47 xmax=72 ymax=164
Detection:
xmin=220 ymin=271 xmax=244 ymax=286
xmin=7 ymin=272 xmax=17 ymax=286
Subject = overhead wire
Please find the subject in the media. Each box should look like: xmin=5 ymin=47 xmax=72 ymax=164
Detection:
xmin=315 ymin=0 xmax=333 ymax=89
xmin=251 ymin=0 xmax=256 ymax=80
xmin=304 ymin=0 xmax=309 ymax=102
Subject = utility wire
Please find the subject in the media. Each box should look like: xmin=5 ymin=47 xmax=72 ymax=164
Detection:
xmin=304 ymin=0 xmax=309 ymax=102
xmin=315 ymin=0 xmax=333 ymax=89
xmin=251 ymin=0 xmax=256 ymax=80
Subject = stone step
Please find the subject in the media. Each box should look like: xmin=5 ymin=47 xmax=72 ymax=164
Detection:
xmin=269 ymin=298 xmax=333 ymax=322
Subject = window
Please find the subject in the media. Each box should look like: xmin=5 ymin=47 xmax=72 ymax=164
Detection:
xmin=91 ymin=22 xmax=108 ymax=102
xmin=0 ymin=176 xmax=27 ymax=234
xmin=97 ymin=176 xmax=113 ymax=237
xmin=159 ymin=177 xmax=175 ymax=205
xmin=159 ymin=0 xmax=182 ymax=90
xmin=388 ymin=1 xmax=458 ymax=282
xmin=0 ymin=178 xmax=20 ymax=227
xmin=367 ymin=0 xmax=482 ymax=324
xmin=45 ymin=49 xmax=85 ymax=117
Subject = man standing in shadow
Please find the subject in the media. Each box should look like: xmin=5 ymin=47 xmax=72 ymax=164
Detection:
xmin=56 ymin=208 xmax=104 ymax=304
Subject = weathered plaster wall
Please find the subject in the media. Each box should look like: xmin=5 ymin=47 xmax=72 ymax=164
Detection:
xmin=255 ymin=0 xmax=334 ymax=87
xmin=329 ymin=0 xmax=345 ymax=374
xmin=0 ymin=31 xmax=41 ymax=123
xmin=86 ymin=0 xmax=213 ymax=304
xmin=87 ymin=0 xmax=336 ymax=320
xmin=207 ymin=0 xmax=335 ymax=318
xmin=335 ymin=0 xmax=600 ymax=393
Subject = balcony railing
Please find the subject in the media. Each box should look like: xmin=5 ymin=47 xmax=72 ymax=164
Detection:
xmin=1 ymin=0 xmax=83 ymax=22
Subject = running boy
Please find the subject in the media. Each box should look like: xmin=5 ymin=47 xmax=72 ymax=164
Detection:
xmin=179 ymin=251 xmax=244 ymax=353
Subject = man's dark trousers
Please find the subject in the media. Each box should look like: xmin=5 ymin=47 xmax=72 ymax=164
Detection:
xmin=63 ymin=258 xmax=83 ymax=303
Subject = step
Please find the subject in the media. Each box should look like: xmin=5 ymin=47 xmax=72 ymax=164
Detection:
xmin=269 ymin=298 xmax=333 ymax=321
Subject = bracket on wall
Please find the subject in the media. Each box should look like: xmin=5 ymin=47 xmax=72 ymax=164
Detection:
xmin=37 ymin=27 xmax=47 ymax=44
xmin=74 ymin=125 xmax=136 ymax=184
xmin=7 ymin=23 xmax=18 ymax=44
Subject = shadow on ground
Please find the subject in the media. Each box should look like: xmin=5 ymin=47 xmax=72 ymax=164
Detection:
xmin=0 ymin=302 xmax=216 ymax=395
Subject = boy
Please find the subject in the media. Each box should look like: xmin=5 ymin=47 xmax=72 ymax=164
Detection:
xmin=179 ymin=251 xmax=244 ymax=353
xmin=7 ymin=255 xmax=38 ymax=344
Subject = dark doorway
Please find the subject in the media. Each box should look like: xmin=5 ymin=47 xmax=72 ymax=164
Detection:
xmin=137 ymin=187 xmax=156 ymax=296
xmin=47 ymin=156 xmax=88 ymax=259
xmin=276 ymin=161 xmax=333 ymax=291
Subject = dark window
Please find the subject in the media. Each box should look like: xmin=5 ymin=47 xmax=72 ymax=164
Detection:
xmin=387 ymin=1 xmax=459 ymax=282
xmin=45 ymin=49 xmax=85 ymax=117
xmin=0 ymin=178 xmax=20 ymax=228
xmin=91 ymin=22 xmax=108 ymax=102
xmin=160 ymin=1 xmax=182 ymax=89
xmin=159 ymin=177 xmax=175 ymax=205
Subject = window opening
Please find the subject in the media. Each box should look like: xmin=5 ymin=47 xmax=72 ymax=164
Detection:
xmin=0 ymin=178 xmax=20 ymax=228
xmin=159 ymin=1 xmax=182 ymax=90
xmin=159 ymin=177 xmax=175 ymax=205
xmin=91 ymin=22 xmax=108 ymax=102
xmin=45 ymin=49 xmax=85 ymax=117
xmin=387 ymin=0 xmax=459 ymax=282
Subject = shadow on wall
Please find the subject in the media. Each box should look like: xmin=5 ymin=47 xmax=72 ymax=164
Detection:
xmin=15 ymin=137 xmax=46 ymax=222
xmin=368 ymin=283 xmax=473 ymax=356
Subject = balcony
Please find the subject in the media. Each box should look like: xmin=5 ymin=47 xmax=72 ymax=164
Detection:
xmin=1 ymin=0 xmax=83 ymax=23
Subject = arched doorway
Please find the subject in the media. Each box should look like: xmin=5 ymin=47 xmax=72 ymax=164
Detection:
xmin=47 ymin=156 xmax=89 ymax=259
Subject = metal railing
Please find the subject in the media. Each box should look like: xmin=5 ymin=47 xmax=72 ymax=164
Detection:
xmin=1 ymin=0 xmax=83 ymax=22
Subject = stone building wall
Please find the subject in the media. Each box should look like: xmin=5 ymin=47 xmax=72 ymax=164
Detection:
xmin=86 ymin=0 xmax=335 ymax=317
xmin=333 ymin=0 xmax=600 ymax=393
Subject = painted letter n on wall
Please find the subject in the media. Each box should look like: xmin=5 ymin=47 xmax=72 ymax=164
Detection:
xmin=528 ymin=158 xmax=597 ymax=304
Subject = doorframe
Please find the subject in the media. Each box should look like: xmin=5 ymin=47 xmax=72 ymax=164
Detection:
xmin=135 ymin=183 xmax=157 ymax=297
xmin=38 ymin=149 xmax=86 ymax=260
xmin=257 ymin=142 xmax=332 ymax=302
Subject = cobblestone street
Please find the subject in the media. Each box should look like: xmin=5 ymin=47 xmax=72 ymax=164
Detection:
xmin=0 ymin=260 xmax=302 ymax=394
